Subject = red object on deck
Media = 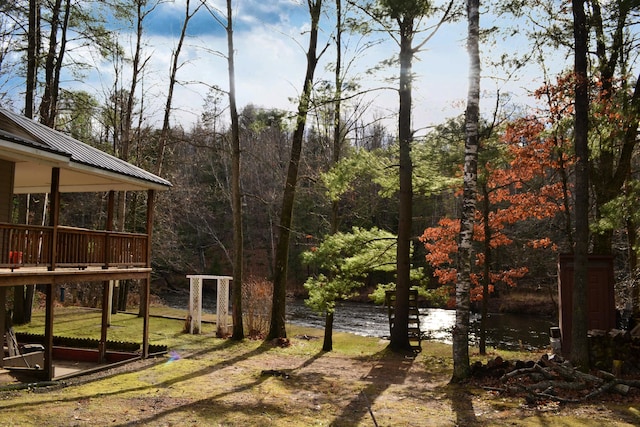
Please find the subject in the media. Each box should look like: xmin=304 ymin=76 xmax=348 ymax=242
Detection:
xmin=9 ymin=251 xmax=23 ymax=265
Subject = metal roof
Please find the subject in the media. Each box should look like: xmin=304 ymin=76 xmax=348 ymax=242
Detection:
xmin=0 ymin=108 xmax=172 ymax=193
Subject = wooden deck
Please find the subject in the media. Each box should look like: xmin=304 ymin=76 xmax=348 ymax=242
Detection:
xmin=0 ymin=266 xmax=152 ymax=287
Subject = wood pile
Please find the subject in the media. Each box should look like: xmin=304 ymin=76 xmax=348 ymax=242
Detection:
xmin=588 ymin=328 xmax=640 ymax=374
xmin=472 ymin=353 xmax=640 ymax=404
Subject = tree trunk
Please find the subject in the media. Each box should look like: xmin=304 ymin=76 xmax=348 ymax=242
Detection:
xmin=39 ymin=0 xmax=70 ymax=127
xmin=122 ymin=0 xmax=146 ymax=167
xmin=588 ymin=2 xmax=639 ymax=256
xmin=268 ymin=0 xmax=322 ymax=340
xmin=628 ymin=216 xmax=639 ymax=315
xmin=390 ymin=19 xmax=414 ymax=352
xmin=322 ymin=0 xmax=344 ymax=352
xmin=571 ymin=0 xmax=590 ymax=370
xmin=12 ymin=287 xmax=25 ymax=324
xmin=452 ymin=0 xmax=480 ymax=383
xmin=323 ymin=311 xmax=334 ymax=351
xmin=156 ymin=0 xmax=201 ymax=176
xmin=226 ymin=0 xmax=244 ymax=340
xmin=25 ymin=0 xmax=39 ymax=118
xmin=480 ymin=184 xmax=490 ymax=355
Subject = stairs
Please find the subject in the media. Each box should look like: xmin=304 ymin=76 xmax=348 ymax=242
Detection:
xmin=385 ymin=289 xmax=422 ymax=352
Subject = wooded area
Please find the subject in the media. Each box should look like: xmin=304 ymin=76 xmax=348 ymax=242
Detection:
xmin=1 ymin=0 xmax=639 ymax=380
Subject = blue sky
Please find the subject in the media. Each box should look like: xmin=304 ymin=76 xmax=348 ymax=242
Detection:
xmin=62 ymin=0 xmax=570 ymax=135
xmin=144 ymin=1 xmax=310 ymax=37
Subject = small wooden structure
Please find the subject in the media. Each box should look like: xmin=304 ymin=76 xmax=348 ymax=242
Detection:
xmin=557 ymin=254 xmax=616 ymax=355
xmin=0 ymin=108 xmax=171 ymax=380
xmin=385 ymin=289 xmax=422 ymax=351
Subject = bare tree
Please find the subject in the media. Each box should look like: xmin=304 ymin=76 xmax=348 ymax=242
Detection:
xmin=224 ymin=0 xmax=244 ymax=340
xmin=39 ymin=0 xmax=70 ymax=127
xmin=25 ymin=0 xmax=39 ymax=118
xmin=156 ymin=0 xmax=201 ymax=176
xmin=268 ymin=0 xmax=325 ymax=340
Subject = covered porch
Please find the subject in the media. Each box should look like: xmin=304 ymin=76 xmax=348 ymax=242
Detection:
xmin=0 ymin=107 xmax=171 ymax=381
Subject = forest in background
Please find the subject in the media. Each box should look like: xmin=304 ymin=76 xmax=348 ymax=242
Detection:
xmin=1 ymin=0 xmax=639 ymax=326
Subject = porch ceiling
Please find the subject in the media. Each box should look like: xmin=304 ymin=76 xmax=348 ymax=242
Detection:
xmin=9 ymin=157 xmax=166 ymax=193
xmin=0 ymin=108 xmax=172 ymax=193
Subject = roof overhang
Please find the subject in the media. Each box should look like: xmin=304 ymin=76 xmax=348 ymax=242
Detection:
xmin=0 ymin=138 xmax=169 ymax=193
xmin=0 ymin=110 xmax=172 ymax=193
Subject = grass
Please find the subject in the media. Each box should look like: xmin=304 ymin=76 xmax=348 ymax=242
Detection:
xmin=2 ymin=306 xmax=639 ymax=426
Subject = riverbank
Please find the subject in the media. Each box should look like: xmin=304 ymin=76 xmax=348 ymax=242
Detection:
xmin=3 ymin=306 xmax=639 ymax=426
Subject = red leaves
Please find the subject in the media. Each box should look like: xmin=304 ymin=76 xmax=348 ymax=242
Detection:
xmin=420 ymin=115 xmax=568 ymax=302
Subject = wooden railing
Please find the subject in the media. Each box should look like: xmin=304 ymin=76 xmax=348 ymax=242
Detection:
xmin=0 ymin=222 xmax=148 ymax=269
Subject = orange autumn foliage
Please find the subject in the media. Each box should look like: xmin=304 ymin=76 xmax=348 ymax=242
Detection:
xmin=420 ymin=116 xmax=569 ymax=303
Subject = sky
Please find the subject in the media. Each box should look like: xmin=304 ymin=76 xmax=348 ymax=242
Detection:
xmin=52 ymin=1 xmax=571 ymax=136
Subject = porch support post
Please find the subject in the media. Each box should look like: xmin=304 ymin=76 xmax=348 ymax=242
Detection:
xmin=99 ymin=280 xmax=109 ymax=363
xmin=105 ymin=191 xmax=115 ymax=359
xmin=0 ymin=159 xmax=12 ymax=368
xmin=105 ymin=190 xmax=114 ymax=268
xmin=48 ymin=168 xmax=60 ymax=271
xmin=44 ymin=283 xmax=54 ymax=380
xmin=99 ymin=191 xmax=116 ymax=362
xmin=106 ymin=191 xmax=115 ymax=231
xmin=0 ymin=286 xmax=5 ymax=368
xmin=142 ymin=190 xmax=155 ymax=358
xmin=44 ymin=167 xmax=60 ymax=380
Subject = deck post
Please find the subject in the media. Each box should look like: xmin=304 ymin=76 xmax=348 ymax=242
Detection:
xmin=142 ymin=190 xmax=155 ymax=358
xmin=48 ymin=168 xmax=60 ymax=271
xmin=0 ymin=286 xmax=5 ymax=368
xmin=44 ymin=283 xmax=54 ymax=380
xmin=105 ymin=191 xmax=114 ymax=269
xmin=99 ymin=280 xmax=110 ymax=363
xmin=0 ymin=161 xmax=10 ymax=367
xmin=43 ymin=167 xmax=60 ymax=380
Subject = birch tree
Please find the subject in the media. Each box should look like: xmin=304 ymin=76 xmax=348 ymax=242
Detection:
xmin=452 ymin=0 xmax=479 ymax=382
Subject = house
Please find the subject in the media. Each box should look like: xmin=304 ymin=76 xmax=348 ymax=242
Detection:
xmin=0 ymin=108 xmax=172 ymax=380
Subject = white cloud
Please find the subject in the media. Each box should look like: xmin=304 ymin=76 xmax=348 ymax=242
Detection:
xmin=53 ymin=3 xmax=571 ymax=137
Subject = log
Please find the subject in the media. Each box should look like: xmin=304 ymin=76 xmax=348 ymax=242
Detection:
xmin=501 ymin=363 xmax=554 ymax=382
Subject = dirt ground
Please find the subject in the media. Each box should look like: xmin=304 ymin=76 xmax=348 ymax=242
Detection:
xmin=1 ymin=334 xmax=639 ymax=426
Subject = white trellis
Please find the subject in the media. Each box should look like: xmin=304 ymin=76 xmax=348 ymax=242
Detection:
xmin=186 ymin=275 xmax=233 ymax=335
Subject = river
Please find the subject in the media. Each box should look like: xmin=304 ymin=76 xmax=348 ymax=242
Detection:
xmin=159 ymin=292 xmax=556 ymax=351
xmin=287 ymin=299 xmax=556 ymax=351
